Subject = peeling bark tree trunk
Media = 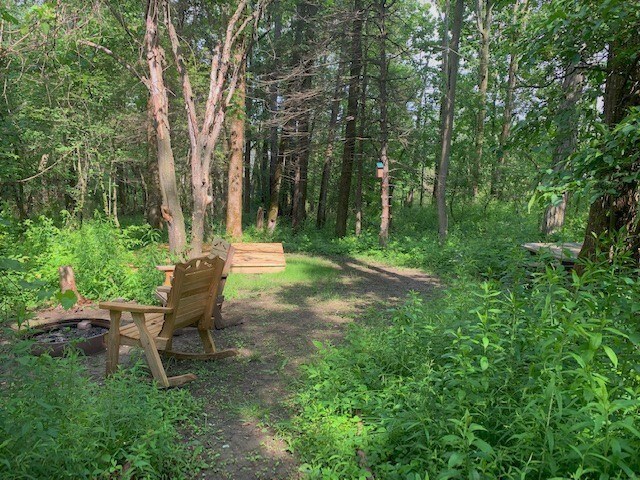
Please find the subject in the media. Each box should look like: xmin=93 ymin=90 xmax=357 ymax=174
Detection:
xmin=541 ymin=64 xmax=584 ymax=235
xmin=165 ymin=0 xmax=258 ymax=256
xmin=472 ymin=0 xmax=492 ymax=198
xmin=436 ymin=0 xmax=464 ymax=242
xmin=579 ymin=40 xmax=640 ymax=263
xmin=146 ymin=0 xmax=187 ymax=254
xmin=144 ymin=97 xmax=162 ymax=229
xmin=335 ymin=0 xmax=364 ymax=237
xmin=226 ymin=52 xmax=246 ymax=239
xmin=377 ymin=0 xmax=390 ymax=247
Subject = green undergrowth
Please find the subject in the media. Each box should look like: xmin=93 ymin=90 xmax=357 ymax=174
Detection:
xmin=240 ymin=202 xmax=580 ymax=282
xmin=0 ymin=213 xmax=164 ymax=324
xmin=289 ymin=254 xmax=640 ymax=478
xmin=0 ymin=345 xmax=203 ymax=479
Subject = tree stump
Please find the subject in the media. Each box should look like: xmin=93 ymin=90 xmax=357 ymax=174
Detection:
xmin=58 ymin=266 xmax=86 ymax=306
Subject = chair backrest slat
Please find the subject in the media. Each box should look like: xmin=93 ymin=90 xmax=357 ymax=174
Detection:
xmin=162 ymin=256 xmax=225 ymax=334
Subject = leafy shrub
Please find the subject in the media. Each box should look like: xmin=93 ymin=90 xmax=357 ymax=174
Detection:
xmin=0 ymin=345 xmax=202 ymax=479
xmin=0 ymin=214 xmax=163 ymax=321
xmin=291 ymin=255 xmax=640 ymax=478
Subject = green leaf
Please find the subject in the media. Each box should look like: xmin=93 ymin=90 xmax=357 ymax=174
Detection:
xmin=480 ymin=356 xmax=489 ymax=371
xmin=472 ymin=438 xmax=494 ymax=455
xmin=0 ymin=9 xmax=19 ymax=24
xmin=602 ymin=345 xmax=618 ymax=368
xmin=57 ymin=290 xmax=78 ymax=310
xmin=447 ymin=451 xmax=464 ymax=468
xmin=0 ymin=257 xmax=22 ymax=271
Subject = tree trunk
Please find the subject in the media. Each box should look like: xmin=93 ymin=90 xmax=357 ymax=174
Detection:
xmin=267 ymin=131 xmax=289 ymax=233
xmin=292 ymin=57 xmax=315 ymax=230
xmin=579 ymin=40 xmax=640 ymax=263
xmin=541 ymin=64 xmax=584 ymax=235
xmin=490 ymin=0 xmax=526 ymax=197
xmin=355 ymin=55 xmax=368 ymax=236
xmin=164 ymin=0 xmax=255 ymax=256
xmin=260 ymin=137 xmax=270 ymax=207
xmin=378 ymin=0 xmax=390 ymax=247
xmin=268 ymin=1 xmax=282 ymax=210
xmin=144 ymin=97 xmax=162 ymax=229
xmin=292 ymin=113 xmax=312 ymax=229
xmin=226 ymin=53 xmax=246 ymax=239
xmin=472 ymin=0 xmax=492 ymax=198
xmin=146 ymin=0 xmax=187 ymax=254
xmin=243 ymin=106 xmax=252 ymax=215
xmin=432 ymin=0 xmax=450 ymax=205
xmin=436 ymin=0 xmax=464 ymax=242
xmin=335 ymin=0 xmax=364 ymax=237
xmin=317 ymin=64 xmax=344 ymax=228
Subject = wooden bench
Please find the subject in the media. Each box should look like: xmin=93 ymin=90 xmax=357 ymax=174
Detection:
xmin=522 ymin=242 xmax=582 ymax=267
xmin=229 ymin=242 xmax=286 ymax=274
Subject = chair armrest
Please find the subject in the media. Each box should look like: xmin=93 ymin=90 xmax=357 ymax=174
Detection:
xmin=98 ymin=301 xmax=174 ymax=314
xmin=156 ymin=265 xmax=175 ymax=272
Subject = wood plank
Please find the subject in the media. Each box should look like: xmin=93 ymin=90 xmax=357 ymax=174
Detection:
xmin=99 ymin=302 xmax=173 ymax=314
xmin=231 ymin=242 xmax=284 ymax=254
xmin=106 ymin=311 xmax=122 ymax=376
xmin=131 ymin=312 xmax=170 ymax=388
xmin=167 ymin=374 xmax=198 ymax=387
xmin=522 ymin=242 xmax=582 ymax=262
xmin=162 ymin=349 xmax=238 ymax=360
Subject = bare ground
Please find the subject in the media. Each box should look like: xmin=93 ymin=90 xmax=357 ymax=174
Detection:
xmin=80 ymin=254 xmax=439 ymax=479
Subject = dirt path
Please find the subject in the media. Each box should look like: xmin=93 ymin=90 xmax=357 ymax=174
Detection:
xmin=89 ymin=254 xmax=440 ymax=479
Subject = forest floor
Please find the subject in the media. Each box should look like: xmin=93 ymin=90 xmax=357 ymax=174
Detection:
xmin=81 ymin=253 xmax=440 ymax=479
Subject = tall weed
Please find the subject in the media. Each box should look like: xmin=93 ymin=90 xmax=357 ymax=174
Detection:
xmin=291 ymin=257 xmax=640 ymax=478
xmin=0 ymin=344 xmax=202 ymax=479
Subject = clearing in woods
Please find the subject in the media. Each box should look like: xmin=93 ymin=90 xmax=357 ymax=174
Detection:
xmin=83 ymin=253 xmax=439 ymax=479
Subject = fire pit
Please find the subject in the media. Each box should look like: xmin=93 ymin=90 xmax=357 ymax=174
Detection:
xmin=30 ymin=318 xmax=110 ymax=357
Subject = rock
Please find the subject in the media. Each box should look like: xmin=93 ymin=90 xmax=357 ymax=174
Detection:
xmin=77 ymin=320 xmax=92 ymax=330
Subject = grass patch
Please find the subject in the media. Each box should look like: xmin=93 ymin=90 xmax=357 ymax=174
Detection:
xmin=224 ymin=254 xmax=341 ymax=300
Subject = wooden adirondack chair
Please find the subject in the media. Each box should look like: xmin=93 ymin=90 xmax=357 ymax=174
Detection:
xmin=156 ymin=238 xmax=236 ymax=329
xmin=99 ymin=256 xmax=237 ymax=388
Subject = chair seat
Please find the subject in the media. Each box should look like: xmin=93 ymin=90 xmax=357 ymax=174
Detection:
xmin=119 ymin=312 xmax=165 ymax=341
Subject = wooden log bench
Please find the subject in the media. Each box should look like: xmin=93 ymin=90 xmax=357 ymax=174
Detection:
xmin=522 ymin=242 xmax=582 ymax=267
